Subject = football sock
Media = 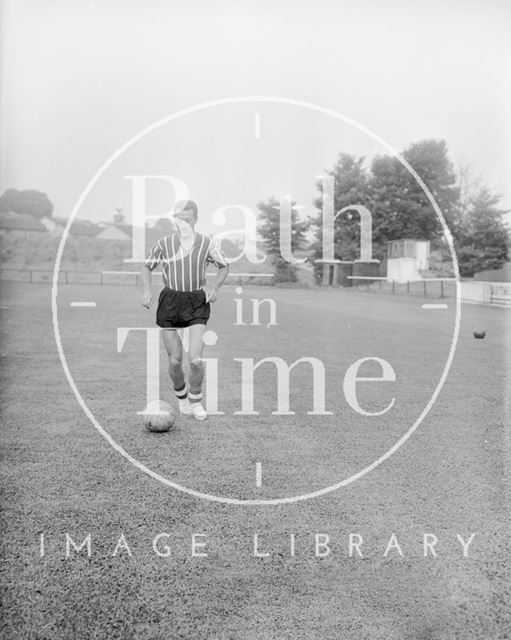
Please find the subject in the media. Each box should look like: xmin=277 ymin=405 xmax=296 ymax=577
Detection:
xmin=188 ymin=390 xmax=202 ymax=404
xmin=174 ymin=384 xmax=188 ymax=400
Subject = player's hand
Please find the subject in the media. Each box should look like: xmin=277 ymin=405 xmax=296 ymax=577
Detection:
xmin=141 ymin=291 xmax=154 ymax=309
xmin=204 ymin=288 xmax=217 ymax=303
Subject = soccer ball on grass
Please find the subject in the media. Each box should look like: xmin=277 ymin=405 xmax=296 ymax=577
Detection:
xmin=141 ymin=400 xmax=176 ymax=433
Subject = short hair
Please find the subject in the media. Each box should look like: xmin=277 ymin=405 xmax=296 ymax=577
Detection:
xmin=173 ymin=200 xmax=198 ymax=218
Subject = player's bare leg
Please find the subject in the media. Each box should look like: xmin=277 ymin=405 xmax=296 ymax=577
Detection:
xmin=161 ymin=329 xmax=191 ymax=415
xmin=187 ymin=323 xmax=207 ymax=420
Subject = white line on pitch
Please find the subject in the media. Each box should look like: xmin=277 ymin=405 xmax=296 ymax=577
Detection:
xmin=254 ymin=113 xmax=260 ymax=139
xmin=255 ymin=462 xmax=262 ymax=487
xmin=422 ymin=303 xmax=448 ymax=309
xmin=70 ymin=302 xmax=97 ymax=307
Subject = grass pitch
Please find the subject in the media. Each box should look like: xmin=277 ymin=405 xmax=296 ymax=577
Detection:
xmin=0 ymin=281 xmax=509 ymax=639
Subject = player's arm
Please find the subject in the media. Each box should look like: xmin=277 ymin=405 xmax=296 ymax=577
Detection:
xmin=204 ymin=239 xmax=230 ymax=303
xmin=141 ymin=265 xmax=154 ymax=308
xmin=206 ymin=264 xmax=230 ymax=302
xmin=141 ymin=241 xmax=162 ymax=308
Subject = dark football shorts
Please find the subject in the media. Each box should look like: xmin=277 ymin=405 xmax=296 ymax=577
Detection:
xmin=156 ymin=288 xmax=210 ymax=328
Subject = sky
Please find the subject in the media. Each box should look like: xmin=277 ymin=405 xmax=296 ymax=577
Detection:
xmin=1 ymin=0 xmax=510 ymax=234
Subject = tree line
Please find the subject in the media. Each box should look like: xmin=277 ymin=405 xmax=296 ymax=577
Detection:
xmin=2 ymin=139 xmax=508 ymax=280
xmin=257 ymin=139 xmax=509 ymax=280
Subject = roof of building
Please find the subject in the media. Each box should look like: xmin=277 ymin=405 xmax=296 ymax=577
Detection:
xmin=112 ymin=224 xmax=133 ymax=238
xmin=0 ymin=212 xmax=47 ymax=231
xmin=52 ymin=217 xmax=101 ymax=236
xmin=95 ymin=224 xmax=133 ymax=241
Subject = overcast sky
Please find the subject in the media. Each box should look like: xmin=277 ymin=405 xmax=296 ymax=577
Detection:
xmin=1 ymin=0 xmax=510 ymax=233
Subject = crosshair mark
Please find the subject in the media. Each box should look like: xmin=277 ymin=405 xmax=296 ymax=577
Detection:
xmin=422 ymin=303 xmax=448 ymax=310
xmin=254 ymin=113 xmax=260 ymax=140
xmin=256 ymin=462 xmax=262 ymax=488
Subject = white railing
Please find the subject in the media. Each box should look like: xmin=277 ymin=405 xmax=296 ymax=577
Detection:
xmin=0 ymin=268 xmax=274 ymax=286
xmin=459 ymin=281 xmax=511 ymax=307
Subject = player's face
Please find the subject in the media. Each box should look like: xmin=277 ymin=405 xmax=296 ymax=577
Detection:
xmin=174 ymin=209 xmax=197 ymax=228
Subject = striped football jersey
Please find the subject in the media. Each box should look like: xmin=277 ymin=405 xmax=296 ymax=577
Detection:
xmin=144 ymin=232 xmax=229 ymax=291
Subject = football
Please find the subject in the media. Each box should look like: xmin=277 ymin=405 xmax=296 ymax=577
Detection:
xmin=141 ymin=400 xmax=176 ymax=432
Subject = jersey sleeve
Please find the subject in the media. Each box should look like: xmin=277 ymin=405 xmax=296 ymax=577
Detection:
xmin=206 ymin=238 xmax=230 ymax=269
xmin=144 ymin=240 xmax=163 ymax=271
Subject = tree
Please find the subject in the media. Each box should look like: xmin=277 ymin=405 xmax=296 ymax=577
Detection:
xmin=454 ymin=187 xmax=509 ymax=277
xmin=369 ymin=140 xmax=459 ymax=245
xmin=0 ymin=188 xmax=53 ymax=219
xmin=311 ymin=141 xmax=460 ymax=275
xmin=0 ymin=189 xmax=19 ymax=213
xmin=310 ymin=153 xmax=374 ymax=282
xmin=113 ymin=207 xmax=126 ymax=224
xmin=312 ymin=153 xmax=372 ymax=259
xmin=257 ymin=197 xmax=309 ymax=282
xmin=455 ymin=163 xmax=483 ymax=221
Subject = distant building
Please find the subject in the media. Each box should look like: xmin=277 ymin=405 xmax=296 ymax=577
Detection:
xmin=0 ymin=212 xmax=47 ymax=238
xmin=40 ymin=216 xmax=101 ymax=238
xmin=387 ymin=239 xmax=430 ymax=282
xmin=40 ymin=216 xmax=65 ymax=237
xmin=61 ymin=218 xmax=101 ymax=237
xmin=96 ymin=224 xmax=133 ymax=242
